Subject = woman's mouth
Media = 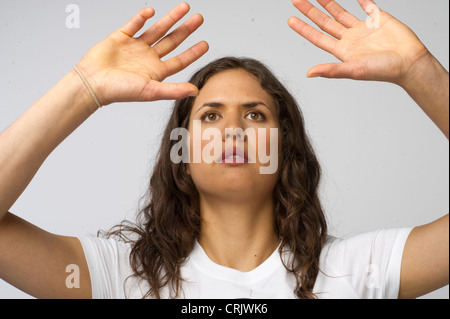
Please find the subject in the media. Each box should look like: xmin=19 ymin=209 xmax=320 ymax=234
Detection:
xmin=219 ymin=146 xmax=248 ymax=164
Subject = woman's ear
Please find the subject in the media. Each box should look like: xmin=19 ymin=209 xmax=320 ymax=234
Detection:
xmin=186 ymin=164 xmax=191 ymax=176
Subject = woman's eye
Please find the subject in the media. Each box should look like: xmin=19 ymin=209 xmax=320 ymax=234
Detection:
xmin=202 ymin=111 xmax=265 ymax=122
xmin=246 ymin=112 xmax=265 ymax=121
xmin=202 ymin=112 xmax=220 ymax=122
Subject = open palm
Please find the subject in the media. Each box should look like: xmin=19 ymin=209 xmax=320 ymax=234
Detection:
xmin=289 ymin=0 xmax=430 ymax=85
xmin=76 ymin=3 xmax=209 ymax=106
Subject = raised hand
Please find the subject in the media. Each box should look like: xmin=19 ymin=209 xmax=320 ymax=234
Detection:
xmin=76 ymin=3 xmax=209 ymax=106
xmin=288 ymin=0 xmax=430 ymax=85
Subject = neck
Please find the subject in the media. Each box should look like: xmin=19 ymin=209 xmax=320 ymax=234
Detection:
xmin=197 ymin=194 xmax=280 ymax=272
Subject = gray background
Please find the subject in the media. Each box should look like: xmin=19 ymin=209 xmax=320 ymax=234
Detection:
xmin=0 ymin=0 xmax=448 ymax=299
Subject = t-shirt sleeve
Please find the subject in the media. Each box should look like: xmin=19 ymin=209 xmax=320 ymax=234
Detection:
xmin=78 ymin=236 xmax=132 ymax=299
xmin=321 ymin=227 xmax=413 ymax=299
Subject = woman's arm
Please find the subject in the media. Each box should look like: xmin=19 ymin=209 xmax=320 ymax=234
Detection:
xmin=288 ymin=0 xmax=449 ymax=298
xmin=0 ymin=3 xmax=208 ymax=219
xmin=400 ymin=53 xmax=449 ymax=139
xmin=0 ymin=71 xmax=96 ymax=298
xmin=0 ymin=71 xmax=96 ymax=219
xmin=0 ymin=3 xmax=208 ymax=298
xmin=288 ymin=0 xmax=449 ymax=138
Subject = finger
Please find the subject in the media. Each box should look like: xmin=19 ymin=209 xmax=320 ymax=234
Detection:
xmin=292 ymin=0 xmax=347 ymax=39
xmin=288 ymin=17 xmax=338 ymax=56
xmin=143 ymin=81 xmax=200 ymax=101
xmin=307 ymin=62 xmax=366 ymax=80
xmin=316 ymin=0 xmax=361 ymax=28
xmin=164 ymin=41 xmax=209 ymax=77
xmin=139 ymin=2 xmax=191 ymax=46
xmin=120 ymin=8 xmax=156 ymax=37
xmin=356 ymin=0 xmax=379 ymax=15
xmin=153 ymin=13 xmax=204 ymax=59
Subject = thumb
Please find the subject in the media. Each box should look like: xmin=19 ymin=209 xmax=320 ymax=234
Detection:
xmin=142 ymin=81 xmax=199 ymax=101
xmin=307 ymin=62 xmax=366 ymax=80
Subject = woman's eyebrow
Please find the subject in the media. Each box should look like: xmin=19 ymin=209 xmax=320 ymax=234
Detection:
xmin=195 ymin=101 xmax=274 ymax=115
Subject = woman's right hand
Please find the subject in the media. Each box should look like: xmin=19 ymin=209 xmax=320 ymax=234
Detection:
xmin=76 ymin=2 xmax=209 ymax=107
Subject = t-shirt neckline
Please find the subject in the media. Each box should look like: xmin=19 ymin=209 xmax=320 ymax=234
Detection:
xmin=190 ymin=240 xmax=283 ymax=284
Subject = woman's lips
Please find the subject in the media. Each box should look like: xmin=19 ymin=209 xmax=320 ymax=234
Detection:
xmin=218 ymin=146 xmax=248 ymax=164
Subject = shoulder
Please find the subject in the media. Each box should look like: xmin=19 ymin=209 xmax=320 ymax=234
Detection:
xmin=78 ymin=235 xmax=139 ymax=298
xmin=78 ymin=235 xmax=132 ymax=267
xmin=320 ymin=227 xmax=413 ymax=263
xmin=315 ymin=227 xmax=413 ymax=299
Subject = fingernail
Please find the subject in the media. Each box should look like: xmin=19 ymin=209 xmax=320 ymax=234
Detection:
xmin=188 ymin=91 xmax=199 ymax=97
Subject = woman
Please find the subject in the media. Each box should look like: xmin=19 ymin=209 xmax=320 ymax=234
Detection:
xmin=0 ymin=1 xmax=448 ymax=299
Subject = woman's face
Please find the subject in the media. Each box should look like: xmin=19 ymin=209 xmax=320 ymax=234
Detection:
xmin=187 ymin=69 xmax=282 ymax=202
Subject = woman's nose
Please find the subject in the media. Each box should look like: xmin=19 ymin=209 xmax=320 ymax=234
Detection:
xmin=221 ymin=112 xmax=246 ymax=142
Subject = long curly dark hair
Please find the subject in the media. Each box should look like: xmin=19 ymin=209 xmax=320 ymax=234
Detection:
xmin=103 ymin=57 xmax=328 ymax=299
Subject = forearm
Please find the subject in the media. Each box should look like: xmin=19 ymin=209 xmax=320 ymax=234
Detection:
xmin=0 ymin=70 xmax=98 ymax=218
xmin=400 ymin=53 xmax=449 ymax=140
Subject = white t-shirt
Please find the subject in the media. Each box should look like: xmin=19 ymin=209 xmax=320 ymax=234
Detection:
xmin=78 ymin=227 xmax=412 ymax=299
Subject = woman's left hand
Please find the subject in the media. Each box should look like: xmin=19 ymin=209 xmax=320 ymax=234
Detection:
xmin=288 ymin=0 xmax=431 ymax=86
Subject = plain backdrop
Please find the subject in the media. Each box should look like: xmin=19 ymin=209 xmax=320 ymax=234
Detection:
xmin=0 ymin=0 xmax=448 ymax=299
